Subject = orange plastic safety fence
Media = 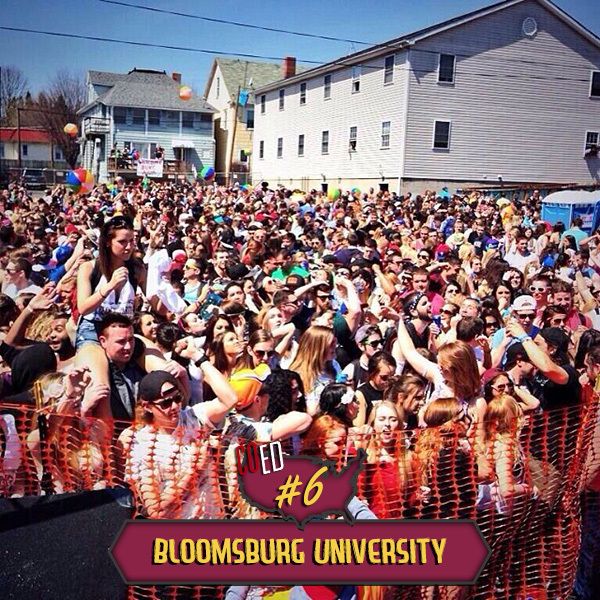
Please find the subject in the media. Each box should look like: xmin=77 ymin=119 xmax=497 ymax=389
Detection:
xmin=1 ymin=389 xmax=599 ymax=600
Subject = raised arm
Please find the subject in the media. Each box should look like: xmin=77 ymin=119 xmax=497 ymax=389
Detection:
xmin=396 ymin=318 xmax=437 ymax=382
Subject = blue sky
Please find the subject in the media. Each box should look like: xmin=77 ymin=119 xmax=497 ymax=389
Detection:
xmin=1 ymin=0 xmax=598 ymax=94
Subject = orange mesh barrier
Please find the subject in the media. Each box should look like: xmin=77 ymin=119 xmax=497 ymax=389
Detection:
xmin=1 ymin=389 xmax=599 ymax=600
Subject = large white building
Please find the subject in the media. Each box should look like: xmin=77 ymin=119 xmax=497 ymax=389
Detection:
xmin=252 ymin=0 xmax=600 ymax=194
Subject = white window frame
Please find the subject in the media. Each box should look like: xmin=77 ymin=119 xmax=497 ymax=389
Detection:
xmin=381 ymin=121 xmax=391 ymax=149
xmin=349 ymin=126 xmax=357 ymax=152
xmin=279 ymin=89 xmax=285 ymax=111
xmin=438 ymin=54 xmax=456 ymax=85
xmin=321 ymin=130 xmax=329 ymax=155
xmin=585 ymin=131 xmax=599 ymax=154
xmin=384 ymin=55 xmax=395 ymax=85
xmin=299 ymin=82 xmax=307 ymax=105
xmin=260 ymin=94 xmax=266 ymax=114
xmin=432 ymin=120 xmax=452 ymax=150
xmin=259 ymin=140 xmax=264 ymax=159
xmin=277 ymin=137 xmax=283 ymax=159
xmin=324 ymin=75 xmax=331 ymax=100
xmin=590 ymin=71 xmax=600 ymax=98
xmin=298 ymin=134 xmax=305 ymax=157
xmin=351 ymin=66 xmax=361 ymax=93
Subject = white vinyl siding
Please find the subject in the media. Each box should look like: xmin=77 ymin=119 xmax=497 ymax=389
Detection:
xmin=384 ymin=55 xmax=395 ymax=85
xmin=438 ymin=54 xmax=456 ymax=84
xmin=433 ymin=120 xmax=451 ymax=149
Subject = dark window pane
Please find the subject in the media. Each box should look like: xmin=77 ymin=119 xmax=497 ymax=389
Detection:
xmin=434 ymin=121 xmax=451 ymax=149
xmin=591 ymin=72 xmax=600 ymax=97
xmin=439 ymin=54 xmax=455 ymax=83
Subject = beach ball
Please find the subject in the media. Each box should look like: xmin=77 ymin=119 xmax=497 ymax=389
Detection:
xmin=66 ymin=168 xmax=95 ymax=195
xmin=327 ymin=188 xmax=341 ymax=201
xmin=351 ymin=187 xmax=361 ymax=195
xmin=241 ymin=184 xmax=251 ymax=192
xmin=179 ymin=85 xmax=193 ymax=101
xmin=200 ymin=166 xmax=215 ymax=180
xmin=63 ymin=123 xmax=78 ymax=137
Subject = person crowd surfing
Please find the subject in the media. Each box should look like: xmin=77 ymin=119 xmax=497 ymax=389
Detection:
xmin=0 ymin=178 xmax=599 ymax=599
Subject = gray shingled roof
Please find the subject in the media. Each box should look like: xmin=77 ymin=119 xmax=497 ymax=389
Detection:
xmin=207 ymin=58 xmax=309 ymax=99
xmin=81 ymin=69 xmax=215 ymax=113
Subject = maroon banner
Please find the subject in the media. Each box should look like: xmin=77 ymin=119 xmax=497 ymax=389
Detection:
xmin=110 ymin=520 xmax=489 ymax=585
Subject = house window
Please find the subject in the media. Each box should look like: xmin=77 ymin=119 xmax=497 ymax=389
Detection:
xmin=298 ymin=134 xmax=305 ymax=157
xmin=246 ymin=108 xmax=254 ymax=129
xmin=113 ymin=107 xmax=127 ymax=124
xmin=321 ymin=130 xmax=329 ymax=154
xmin=200 ymin=113 xmax=212 ymax=123
xmin=259 ymin=140 xmax=264 ymax=159
xmin=279 ymin=89 xmax=285 ymax=110
xmin=433 ymin=120 xmax=451 ymax=149
xmin=54 ymin=147 xmax=64 ymax=161
xmin=163 ymin=111 xmax=178 ymax=127
xmin=182 ymin=112 xmax=194 ymax=128
xmin=148 ymin=110 xmax=160 ymax=126
xmin=260 ymin=94 xmax=266 ymax=114
xmin=216 ymin=76 xmax=220 ymax=99
xmin=132 ymin=108 xmax=145 ymax=125
xmin=438 ymin=54 xmax=456 ymax=84
xmin=591 ymin=71 xmax=600 ymax=97
xmin=324 ymin=75 xmax=331 ymax=99
xmin=22 ymin=144 xmax=28 ymax=157
xmin=384 ymin=55 xmax=395 ymax=84
xmin=240 ymin=149 xmax=248 ymax=163
xmin=349 ymin=126 xmax=357 ymax=152
xmin=585 ymin=131 xmax=599 ymax=154
xmin=381 ymin=121 xmax=391 ymax=148
xmin=351 ymin=66 xmax=361 ymax=93
xmin=300 ymin=82 xmax=306 ymax=105
xmin=277 ymin=137 xmax=283 ymax=158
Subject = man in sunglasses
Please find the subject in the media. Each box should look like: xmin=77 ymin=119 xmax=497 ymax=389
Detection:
xmin=491 ymin=295 xmax=540 ymax=368
xmin=341 ymin=325 xmax=384 ymax=389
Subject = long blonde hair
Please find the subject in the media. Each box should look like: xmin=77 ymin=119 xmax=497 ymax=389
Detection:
xmin=289 ymin=325 xmax=335 ymax=392
xmin=438 ymin=341 xmax=481 ymax=402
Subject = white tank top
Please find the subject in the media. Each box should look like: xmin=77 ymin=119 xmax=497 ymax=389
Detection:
xmin=84 ymin=271 xmax=136 ymax=321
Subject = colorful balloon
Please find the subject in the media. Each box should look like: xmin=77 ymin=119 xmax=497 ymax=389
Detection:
xmin=66 ymin=168 xmax=94 ymax=195
xmin=63 ymin=123 xmax=78 ymax=137
xmin=179 ymin=85 xmax=193 ymax=101
xmin=200 ymin=166 xmax=215 ymax=180
xmin=241 ymin=184 xmax=251 ymax=192
xmin=327 ymin=188 xmax=341 ymax=201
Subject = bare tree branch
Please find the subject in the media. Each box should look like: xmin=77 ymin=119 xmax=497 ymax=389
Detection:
xmin=35 ymin=70 xmax=86 ymax=168
xmin=0 ymin=65 xmax=28 ymax=124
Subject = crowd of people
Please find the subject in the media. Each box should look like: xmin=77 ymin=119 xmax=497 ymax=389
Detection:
xmin=0 ymin=176 xmax=599 ymax=599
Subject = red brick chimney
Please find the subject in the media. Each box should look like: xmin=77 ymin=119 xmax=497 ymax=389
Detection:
xmin=172 ymin=72 xmax=182 ymax=84
xmin=282 ymin=57 xmax=296 ymax=79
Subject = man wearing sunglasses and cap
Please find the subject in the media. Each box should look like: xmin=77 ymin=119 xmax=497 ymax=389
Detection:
xmin=341 ymin=325 xmax=384 ymax=389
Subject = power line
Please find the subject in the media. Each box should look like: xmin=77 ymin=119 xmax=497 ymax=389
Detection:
xmin=0 ymin=26 xmax=323 ymax=64
xmin=0 ymin=26 xmax=594 ymax=85
xmin=98 ymin=0 xmax=373 ymax=46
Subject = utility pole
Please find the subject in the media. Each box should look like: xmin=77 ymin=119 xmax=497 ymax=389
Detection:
xmin=17 ymin=105 xmax=22 ymax=170
xmin=227 ymin=85 xmax=241 ymax=187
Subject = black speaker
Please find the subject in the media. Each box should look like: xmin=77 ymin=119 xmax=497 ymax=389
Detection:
xmin=0 ymin=489 xmax=132 ymax=600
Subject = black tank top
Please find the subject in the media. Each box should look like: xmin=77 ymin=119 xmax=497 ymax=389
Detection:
xmin=357 ymin=381 xmax=383 ymax=423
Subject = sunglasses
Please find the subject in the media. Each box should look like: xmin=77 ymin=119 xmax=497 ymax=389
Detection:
xmin=317 ymin=294 xmax=333 ymax=300
xmin=442 ymin=308 xmax=457 ymax=316
xmin=418 ymin=254 xmax=430 ymax=260
xmin=254 ymin=349 xmax=276 ymax=358
xmin=365 ymin=339 xmax=383 ymax=348
xmin=485 ymin=321 xmax=499 ymax=328
xmin=516 ymin=313 xmax=535 ymax=320
xmin=550 ymin=317 xmax=566 ymax=325
xmin=152 ymin=391 xmax=184 ymax=410
xmin=529 ymin=286 xmax=548 ymax=293
xmin=492 ymin=382 xmax=514 ymax=393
